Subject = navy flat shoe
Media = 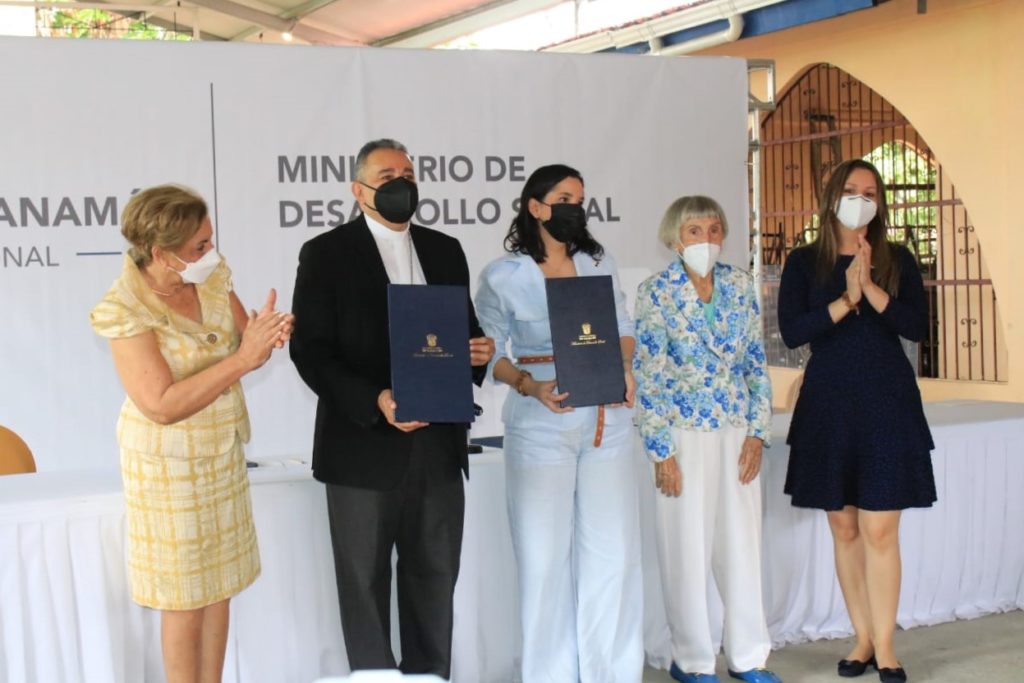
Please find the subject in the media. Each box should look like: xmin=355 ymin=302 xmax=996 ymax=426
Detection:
xmin=838 ymin=656 xmax=876 ymax=677
xmin=877 ymin=666 xmax=907 ymax=682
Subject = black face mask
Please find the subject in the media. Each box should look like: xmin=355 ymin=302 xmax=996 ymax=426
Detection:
xmin=541 ymin=202 xmax=587 ymax=243
xmin=361 ymin=177 xmax=419 ymax=224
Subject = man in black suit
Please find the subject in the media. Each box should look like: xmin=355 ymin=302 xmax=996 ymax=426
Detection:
xmin=289 ymin=138 xmax=494 ymax=678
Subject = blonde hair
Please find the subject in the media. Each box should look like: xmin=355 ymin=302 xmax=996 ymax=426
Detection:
xmin=121 ymin=185 xmax=208 ymax=267
xmin=657 ymin=195 xmax=729 ymax=248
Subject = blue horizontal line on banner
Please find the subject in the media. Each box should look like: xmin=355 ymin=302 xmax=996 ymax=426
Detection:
xmin=76 ymin=251 xmax=122 ymax=256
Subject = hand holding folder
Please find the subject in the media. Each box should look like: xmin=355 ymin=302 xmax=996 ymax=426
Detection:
xmin=387 ymin=284 xmax=476 ymax=424
xmin=376 ymin=388 xmax=428 ymax=433
xmin=545 ymin=275 xmax=626 ymax=408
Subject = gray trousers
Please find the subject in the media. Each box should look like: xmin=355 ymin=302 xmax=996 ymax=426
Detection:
xmin=325 ymin=437 xmax=465 ymax=678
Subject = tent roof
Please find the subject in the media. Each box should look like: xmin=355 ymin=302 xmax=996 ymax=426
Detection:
xmin=43 ymin=0 xmax=879 ymax=52
xmin=139 ymin=0 xmax=566 ymax=47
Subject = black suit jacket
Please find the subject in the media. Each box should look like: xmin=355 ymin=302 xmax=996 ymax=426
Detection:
xmin=290 ymin=215 xmax=485 ymax=489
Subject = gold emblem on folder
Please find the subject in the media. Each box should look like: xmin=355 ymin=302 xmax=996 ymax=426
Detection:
xmin=575 ymin=322 xmax=599 ymax=345
xmin=417 ymin=333 xmax=449 ymax=357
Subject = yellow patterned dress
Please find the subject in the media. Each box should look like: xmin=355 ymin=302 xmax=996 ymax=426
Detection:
xmin=90 ymin=255 xmax=260 ymax=610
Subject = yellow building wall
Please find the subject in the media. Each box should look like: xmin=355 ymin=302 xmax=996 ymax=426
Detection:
xmin=697 ymin=0 xmax=1023 ymax=405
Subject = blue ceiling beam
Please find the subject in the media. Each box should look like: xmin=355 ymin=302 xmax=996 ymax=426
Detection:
xmin=600 ymin=0 xmax=876 ymax=54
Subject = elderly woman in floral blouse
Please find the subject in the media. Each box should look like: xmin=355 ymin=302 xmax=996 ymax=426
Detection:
xmin=634 ymin=195 xmax=778 ymax=683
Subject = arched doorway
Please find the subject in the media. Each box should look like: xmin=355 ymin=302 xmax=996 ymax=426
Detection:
xmin=759 ymin=63 xmax=1005 ymax=382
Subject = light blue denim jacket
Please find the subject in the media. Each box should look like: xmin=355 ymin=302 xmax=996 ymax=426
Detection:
xmin=633 ymin=259 xmax=772 ymax=462
xmin=475 ymin=251 xmax=634 ymax=429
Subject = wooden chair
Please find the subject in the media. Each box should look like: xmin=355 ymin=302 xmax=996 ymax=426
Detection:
xmin=0 ymin=425 xmax=36 ymax=475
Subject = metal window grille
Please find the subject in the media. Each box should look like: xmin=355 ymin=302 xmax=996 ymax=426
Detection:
xmin=758 ymin=63 xmax=1005 ymax=382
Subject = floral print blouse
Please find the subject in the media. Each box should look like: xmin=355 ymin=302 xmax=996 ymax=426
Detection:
xmin=633 ymin=259 xmax=772 ymax=462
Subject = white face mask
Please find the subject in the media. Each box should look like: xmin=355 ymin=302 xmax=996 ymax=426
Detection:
xmin=170 ymin=249 xmax=221 ymax=284
xmin=678 ymin=241 xmax=720 ymax=278
xmin=835 ymin=195 xmax=878 ymax=230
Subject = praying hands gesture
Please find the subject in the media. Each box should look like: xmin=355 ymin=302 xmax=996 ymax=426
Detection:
xmin=856 ymin=235 xmax=891 ymax=313
xmin=845 ymin=251 xmax=863 ymax=305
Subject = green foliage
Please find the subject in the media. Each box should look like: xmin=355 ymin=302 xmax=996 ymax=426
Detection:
xmin=865 ymin=141 xmax=938 ymax=264
xmin=45 ymin=8 xmax=192 ymax=41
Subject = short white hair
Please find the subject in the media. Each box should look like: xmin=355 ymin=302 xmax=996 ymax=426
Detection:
xmin=657 ymin=195 xmax=729 ymax=248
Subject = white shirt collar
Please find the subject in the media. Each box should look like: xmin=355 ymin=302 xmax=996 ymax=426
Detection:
xmin=364 ymin=212 xmax=410 ymax=242
xmin=362 ymin=211 xmax=424 ymax=285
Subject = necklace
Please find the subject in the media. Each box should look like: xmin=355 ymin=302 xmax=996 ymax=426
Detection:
xmin=143 ymin=272 xmax=185 ymax=297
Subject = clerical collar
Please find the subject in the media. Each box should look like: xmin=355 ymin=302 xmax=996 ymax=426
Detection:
xmin=364 ymin=213 xmax=410 ymax=242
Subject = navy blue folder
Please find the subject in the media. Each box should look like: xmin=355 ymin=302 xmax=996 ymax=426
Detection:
xmin=387 ymin=284 xmax=475 ymax=424
xmin=545 ymin=275 xmax=626 ymax=408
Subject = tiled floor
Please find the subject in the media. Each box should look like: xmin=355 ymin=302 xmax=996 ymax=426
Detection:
xmin=642 ymin=609 xmax=1024 ymax=683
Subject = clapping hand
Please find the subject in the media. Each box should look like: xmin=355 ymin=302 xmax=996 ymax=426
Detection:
xmin=857 ymin=235 xmax=873 ymax=289
xmin=252 ymin=289 xmax=295 ymax=349
xmin=845 ymin=253 xmax=863 ymax=304
xmin=238 ymin=293 xmax=289 ymax=370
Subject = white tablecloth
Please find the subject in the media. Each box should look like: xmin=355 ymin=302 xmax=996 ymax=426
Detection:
xmin=2 ymin=401 xmax=1023 ymax=682
xmin=0 ymin=460 xmax=345 ymax=683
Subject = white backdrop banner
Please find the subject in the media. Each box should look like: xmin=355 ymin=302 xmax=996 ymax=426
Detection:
xmin=0 ymin=37 xmax=750 ymax=471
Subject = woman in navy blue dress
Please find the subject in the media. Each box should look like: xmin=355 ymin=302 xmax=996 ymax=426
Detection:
xmin=778 ymin=159 xmax=936 ymax=683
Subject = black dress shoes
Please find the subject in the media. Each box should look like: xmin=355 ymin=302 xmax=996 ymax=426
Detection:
xmin=837 ymin=656 xmax=876 ymax=677
xmin=877 ymin=666 xmax=907 ymax=682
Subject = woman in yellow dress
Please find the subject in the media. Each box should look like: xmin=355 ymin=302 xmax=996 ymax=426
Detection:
xmin=90 ymin=185 xmax=293 ymax=683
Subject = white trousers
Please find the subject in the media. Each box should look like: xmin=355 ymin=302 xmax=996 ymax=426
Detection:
xmin=654 ymin=424 xmax=771 ymax=675
xmin=504 ymin=411 xmax=644 ymax=683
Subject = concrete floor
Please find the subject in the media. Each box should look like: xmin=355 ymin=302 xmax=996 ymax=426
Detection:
xmin=642 ymin=610 xmax=1024 ymax=683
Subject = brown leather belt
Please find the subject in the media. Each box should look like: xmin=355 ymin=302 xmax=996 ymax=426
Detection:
xmin=516 ymin=355 xmax=554 ymax=365
xmin=516 ymin=354 xmax=605 ymax=448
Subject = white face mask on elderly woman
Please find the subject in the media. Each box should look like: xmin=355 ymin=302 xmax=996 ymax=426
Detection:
xmin=169 ymin=249 xmax=221 ymax=284
xmin=835 ymin=194 xmax=878 ymax=230
xmin=678 ymin=242 xmax=720 ymax=278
